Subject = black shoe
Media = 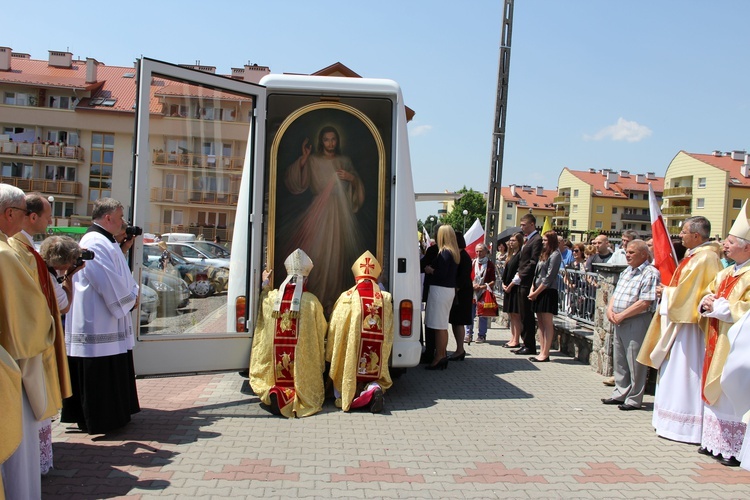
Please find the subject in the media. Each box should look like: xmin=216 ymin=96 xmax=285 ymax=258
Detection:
xmin=425 ymin=357 xmax=449 ymax=370
xmin=513 ymin=347 xmax=535 ymax=355
xmin=718 ymin=456 xmax=741 ymax=467
xmin=238 ymin=369 xmax=249 ymax=378
xmin=369 ymin=387 xmax=384 ymax=413
xmin=697 ymin=446 xmax=712 ymax=456
xmin=601 ymin=398 xmax=625 ymax=405
xmin=269 ymin=393 xmax=282 ymax=415
xmin=618 ymin=404 xmax=640 ymax=411
xmin=503 ymin=343 xmax=521 ymax=349
xmin=529 ymin=357 xmax=549 ymax=362
xmin=448 ymin=351 xmax=466 ymax=361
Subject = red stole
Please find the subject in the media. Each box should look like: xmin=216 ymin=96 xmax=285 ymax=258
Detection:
xmin=702 ymin=273 xmax=742 ymax=403
xmin=669 ymin=253 xmax=694 ymax=287
xmin=23 ymin=242 xmax=55 ymax=312
xmin=355 ymin=279 xmax=384 ymax=382
xmin=269 ymin=282 xmax=303 ymax=410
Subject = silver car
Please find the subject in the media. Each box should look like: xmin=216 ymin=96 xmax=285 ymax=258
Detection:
xmin=166 ymin=242 xmax=230 ymax=269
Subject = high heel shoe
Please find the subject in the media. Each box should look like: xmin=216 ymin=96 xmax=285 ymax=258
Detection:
xmin=448 ymin=351 xmax=466 ymax=361
xmin=425 ymin=357 xmax=449 ymax=370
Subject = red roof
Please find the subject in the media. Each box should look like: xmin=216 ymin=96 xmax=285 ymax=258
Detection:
xmin=564 ymin=168 xmax=664 ymax=198
xmin=684 ymin=151 xmax=750 ymax=188
xmin=501 ymin=186 xmax=557 ymax=210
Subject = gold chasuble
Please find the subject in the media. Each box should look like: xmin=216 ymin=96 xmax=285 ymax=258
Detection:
xmin=9 ymin=234 xmax=72 ymax=419
xmin=249 ymin=250 xmax=327 ymax=418
xmin=637 ymin=242 xmax=723 ymax=369
xmin=327 ymin=252 xmax=394 ymax=412
xmin=700 ymin=263 xmax=750 ymax=405
xmin=0 ymin=345 xmax=22 ymax=468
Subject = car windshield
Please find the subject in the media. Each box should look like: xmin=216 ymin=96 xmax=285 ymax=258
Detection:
xmin=193 ymin=242 xmax=230 ymax=258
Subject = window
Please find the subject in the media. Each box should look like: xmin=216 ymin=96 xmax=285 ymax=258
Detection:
xmin=612 ymin=207 xmax=618 ymax=214
xmin=641 ymin=224 xmax=647 ymax=231
xmin=505 ymin=214 xmax=512 ymax=220
xmin=46 ymin=130 xmax=79 ymax=146
xmin=572 ymin=204 xmax=578 ymax=213
xmin=572 ymin=220 xmax=577 ymax=227
xmin=696 ymin=198 xmax=705 ymax=209
xmin=4 ymin=92 xmax=29 ymax=106
xmin=698 ymin=178 xmax=707 ymax=188
xmin=506 ymin=202 xmax=513 ymax=208
xmin=197 ymin=211 xmax=228 ymax=228
xmin=596 ymin=205 xmax=604 ymax=214
xmin=733 ymin=199 xmax=743 ymax=209
xmin=88 ymin=132 xmax=115 ymax=215
xmin=573 ymin=189 xmax=579 ymax=197
xmin=45 ymin=165 xmax=76 ymax=181
xmin=611 ymin=222 xmax=617 ymax=230
xmin=48 ymin=95 xmax=73 ymax=109
xmin=52 ymin=201 xmax=75 ymax=218
xmin=595 ymin=221 xmax=603 ymax=229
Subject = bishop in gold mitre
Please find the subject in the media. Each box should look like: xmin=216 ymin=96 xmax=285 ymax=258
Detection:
xmin=249 ymin=249 xmax=327 ymax=418
xmin=327 ymin=251 xmax=393 ymax=413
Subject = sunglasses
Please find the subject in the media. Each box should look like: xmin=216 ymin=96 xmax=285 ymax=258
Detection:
xmin=6 ymin=206 xmax=30 ymax=215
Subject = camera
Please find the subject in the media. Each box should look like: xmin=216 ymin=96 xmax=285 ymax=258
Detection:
xmin=126 ymin=225 xmax=143 ymax=237
xmin=76 ymin=249 xmax=95 ymax=267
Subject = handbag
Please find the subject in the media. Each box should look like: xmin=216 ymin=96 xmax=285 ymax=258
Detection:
xmin=477 ymin=287 xmax=499 ymax=317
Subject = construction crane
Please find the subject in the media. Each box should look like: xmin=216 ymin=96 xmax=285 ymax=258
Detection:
xmin=485 ymin=0 xmax=514 ymax=248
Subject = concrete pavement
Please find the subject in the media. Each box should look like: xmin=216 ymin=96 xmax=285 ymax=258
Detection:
xmin=42 ymin=324 xmax=750 ymax=498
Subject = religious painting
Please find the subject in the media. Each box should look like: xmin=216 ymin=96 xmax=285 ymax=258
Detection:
xmin=267 ymin=100 xmax=387 ymax=315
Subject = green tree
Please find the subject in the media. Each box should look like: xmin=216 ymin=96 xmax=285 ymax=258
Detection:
xmin=444 ymin=187 xmax=487 ymax=233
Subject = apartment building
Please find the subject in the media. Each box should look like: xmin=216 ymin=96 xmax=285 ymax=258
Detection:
xmin=662 ymin=149 xmax=750 ymax=236
xmin=499 ymin=184 xmax=556 ymax=231
xmin=0 ymin=47 xmax=270 ymax=240
xmin=553 ymin=168 xmax=664 ymax=242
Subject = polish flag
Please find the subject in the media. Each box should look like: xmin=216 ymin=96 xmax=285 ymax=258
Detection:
xmin=648 ymin=183 xmax=678 ymax=285
xmin=464 ymin=218 xmax=485 ymax=260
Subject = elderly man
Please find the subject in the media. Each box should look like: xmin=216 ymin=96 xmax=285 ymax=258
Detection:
xmin=609 ymin=230 xmax=639 ymax=265
xmin=465 ymin=243 xmax=496 ymax=344
xmin=602 ymin=240 xmax=660 ymax=411
xmin=696 ymin=202 xmax=750 ymax=466
xmin=328 ymin=251 xmax=393 ymax=413
xmin=62 ymin=198 xmax=141 ymax=434
xmin=0 ymin=184 xmax=55 ymax=499
xmin=249 ymin=249 xmax=327 ymax=418
xmin=638 ymin=217 xmax=722 ymax=443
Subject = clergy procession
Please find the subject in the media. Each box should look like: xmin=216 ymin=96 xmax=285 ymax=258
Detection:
xmin=5 ymin=177 xmax=750 ymax=499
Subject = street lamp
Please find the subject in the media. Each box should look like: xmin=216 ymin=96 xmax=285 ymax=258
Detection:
xmin=428 ymin=216 xmax=435 ymax=237
xmin=462 ymin=209 xmax=469 ymax=233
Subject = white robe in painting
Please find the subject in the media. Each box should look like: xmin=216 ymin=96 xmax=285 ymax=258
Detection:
xmin=284 ymin=153 xmax=365 ymax=312
xmin=65 ymin=228 xmax=138 ymax=358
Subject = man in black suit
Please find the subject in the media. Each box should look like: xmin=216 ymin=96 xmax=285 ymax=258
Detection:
xmin=511 ymin=213 xmax=543 ymax=355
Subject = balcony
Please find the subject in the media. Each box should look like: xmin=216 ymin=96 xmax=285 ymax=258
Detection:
xmin=662 ymin=206 xmax=692 ymax=217
xmin=662 ymin=186 xmax=693 ymax=198
xmin=147 ymin=223 xmax=233 ymax=242
xmin=0 ymin=141 xmax=85 ymax=161
xmin=620 ymin=212 xmax=651 ymax=222
xmin=668 ymin=226 xmax=682 ymax=236
xmin=152 ymin=150 xmax=244 ymax=171
xmin=554 ymin=195 xmax=571 ymax=204
xmin=150 ymin=187 xmax=239 ymax=206
xmin=0 ymin=176 xmax=82 ymax=196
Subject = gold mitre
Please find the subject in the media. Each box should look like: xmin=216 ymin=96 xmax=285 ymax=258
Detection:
xmin=351 ymin=250 xmax=381 ymax=280
xmin=284 ymin=248 xmax=313 ymax=277
xmin=729 ymin=199 xmax=750 ymax=241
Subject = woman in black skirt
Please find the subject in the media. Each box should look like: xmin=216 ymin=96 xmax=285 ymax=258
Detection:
xmin=501 ymin=232 xmax=524 ymax=348
xmin=448 ymin=231 xmax=472 ymax=360
xmin=527 ymin=231 xmax=562 ymax=363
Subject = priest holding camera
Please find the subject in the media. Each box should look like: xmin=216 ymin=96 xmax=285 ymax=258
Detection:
xmin=61 ymin=198 xmax=141 ymax=434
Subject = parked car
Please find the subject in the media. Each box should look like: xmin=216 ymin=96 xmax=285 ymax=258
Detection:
xmin=144 ymin=244 xmax=229 ymax=297
xmin=140 ymin=284 xmax=159 ymax=324
xmin=141 ymin=267 xmax=190 ymax=315
xmin=166 ymin=242 xmax=231 ymax=269
xmin=189 ymin=241 xmax=231 ymax=259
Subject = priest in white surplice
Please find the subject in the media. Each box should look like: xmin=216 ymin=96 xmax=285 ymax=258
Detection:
xmin=721 ymin=308 xmax=750 ymax=471
xmin=638 ymin=216 xmax=722 ymax=444
xmin=61 ymin=198 xmax=141 ymax=434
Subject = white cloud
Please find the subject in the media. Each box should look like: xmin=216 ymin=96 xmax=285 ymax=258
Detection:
xmin=583 ymin=118 xmax=652 ymax=143
xmin=408 ymin=124 xmax=433 ymax=137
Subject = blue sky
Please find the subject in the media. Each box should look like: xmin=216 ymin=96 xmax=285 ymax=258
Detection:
xmin=7 ymin=1 xmax=750 ymax=222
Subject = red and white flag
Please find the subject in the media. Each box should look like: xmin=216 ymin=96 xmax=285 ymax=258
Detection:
xmin=648 ymin=183 xmax=678 ymax=285
xmin=464 ymin=218 xmax=485 ymax=260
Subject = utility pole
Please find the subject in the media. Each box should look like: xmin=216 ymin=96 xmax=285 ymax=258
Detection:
xmin=485 ymin=0 xmax=514 ymax=250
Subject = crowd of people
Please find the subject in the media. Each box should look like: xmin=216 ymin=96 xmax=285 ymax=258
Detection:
xmin=0 ymin=184 xmax=141 ymax=498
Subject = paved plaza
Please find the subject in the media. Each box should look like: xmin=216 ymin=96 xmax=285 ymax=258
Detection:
xmin=42 ymin=324 xmax=750 ymax=499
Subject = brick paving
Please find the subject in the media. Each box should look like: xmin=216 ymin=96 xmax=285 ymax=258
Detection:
xmin=42 ymin=324 xmax=750 ymax=499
